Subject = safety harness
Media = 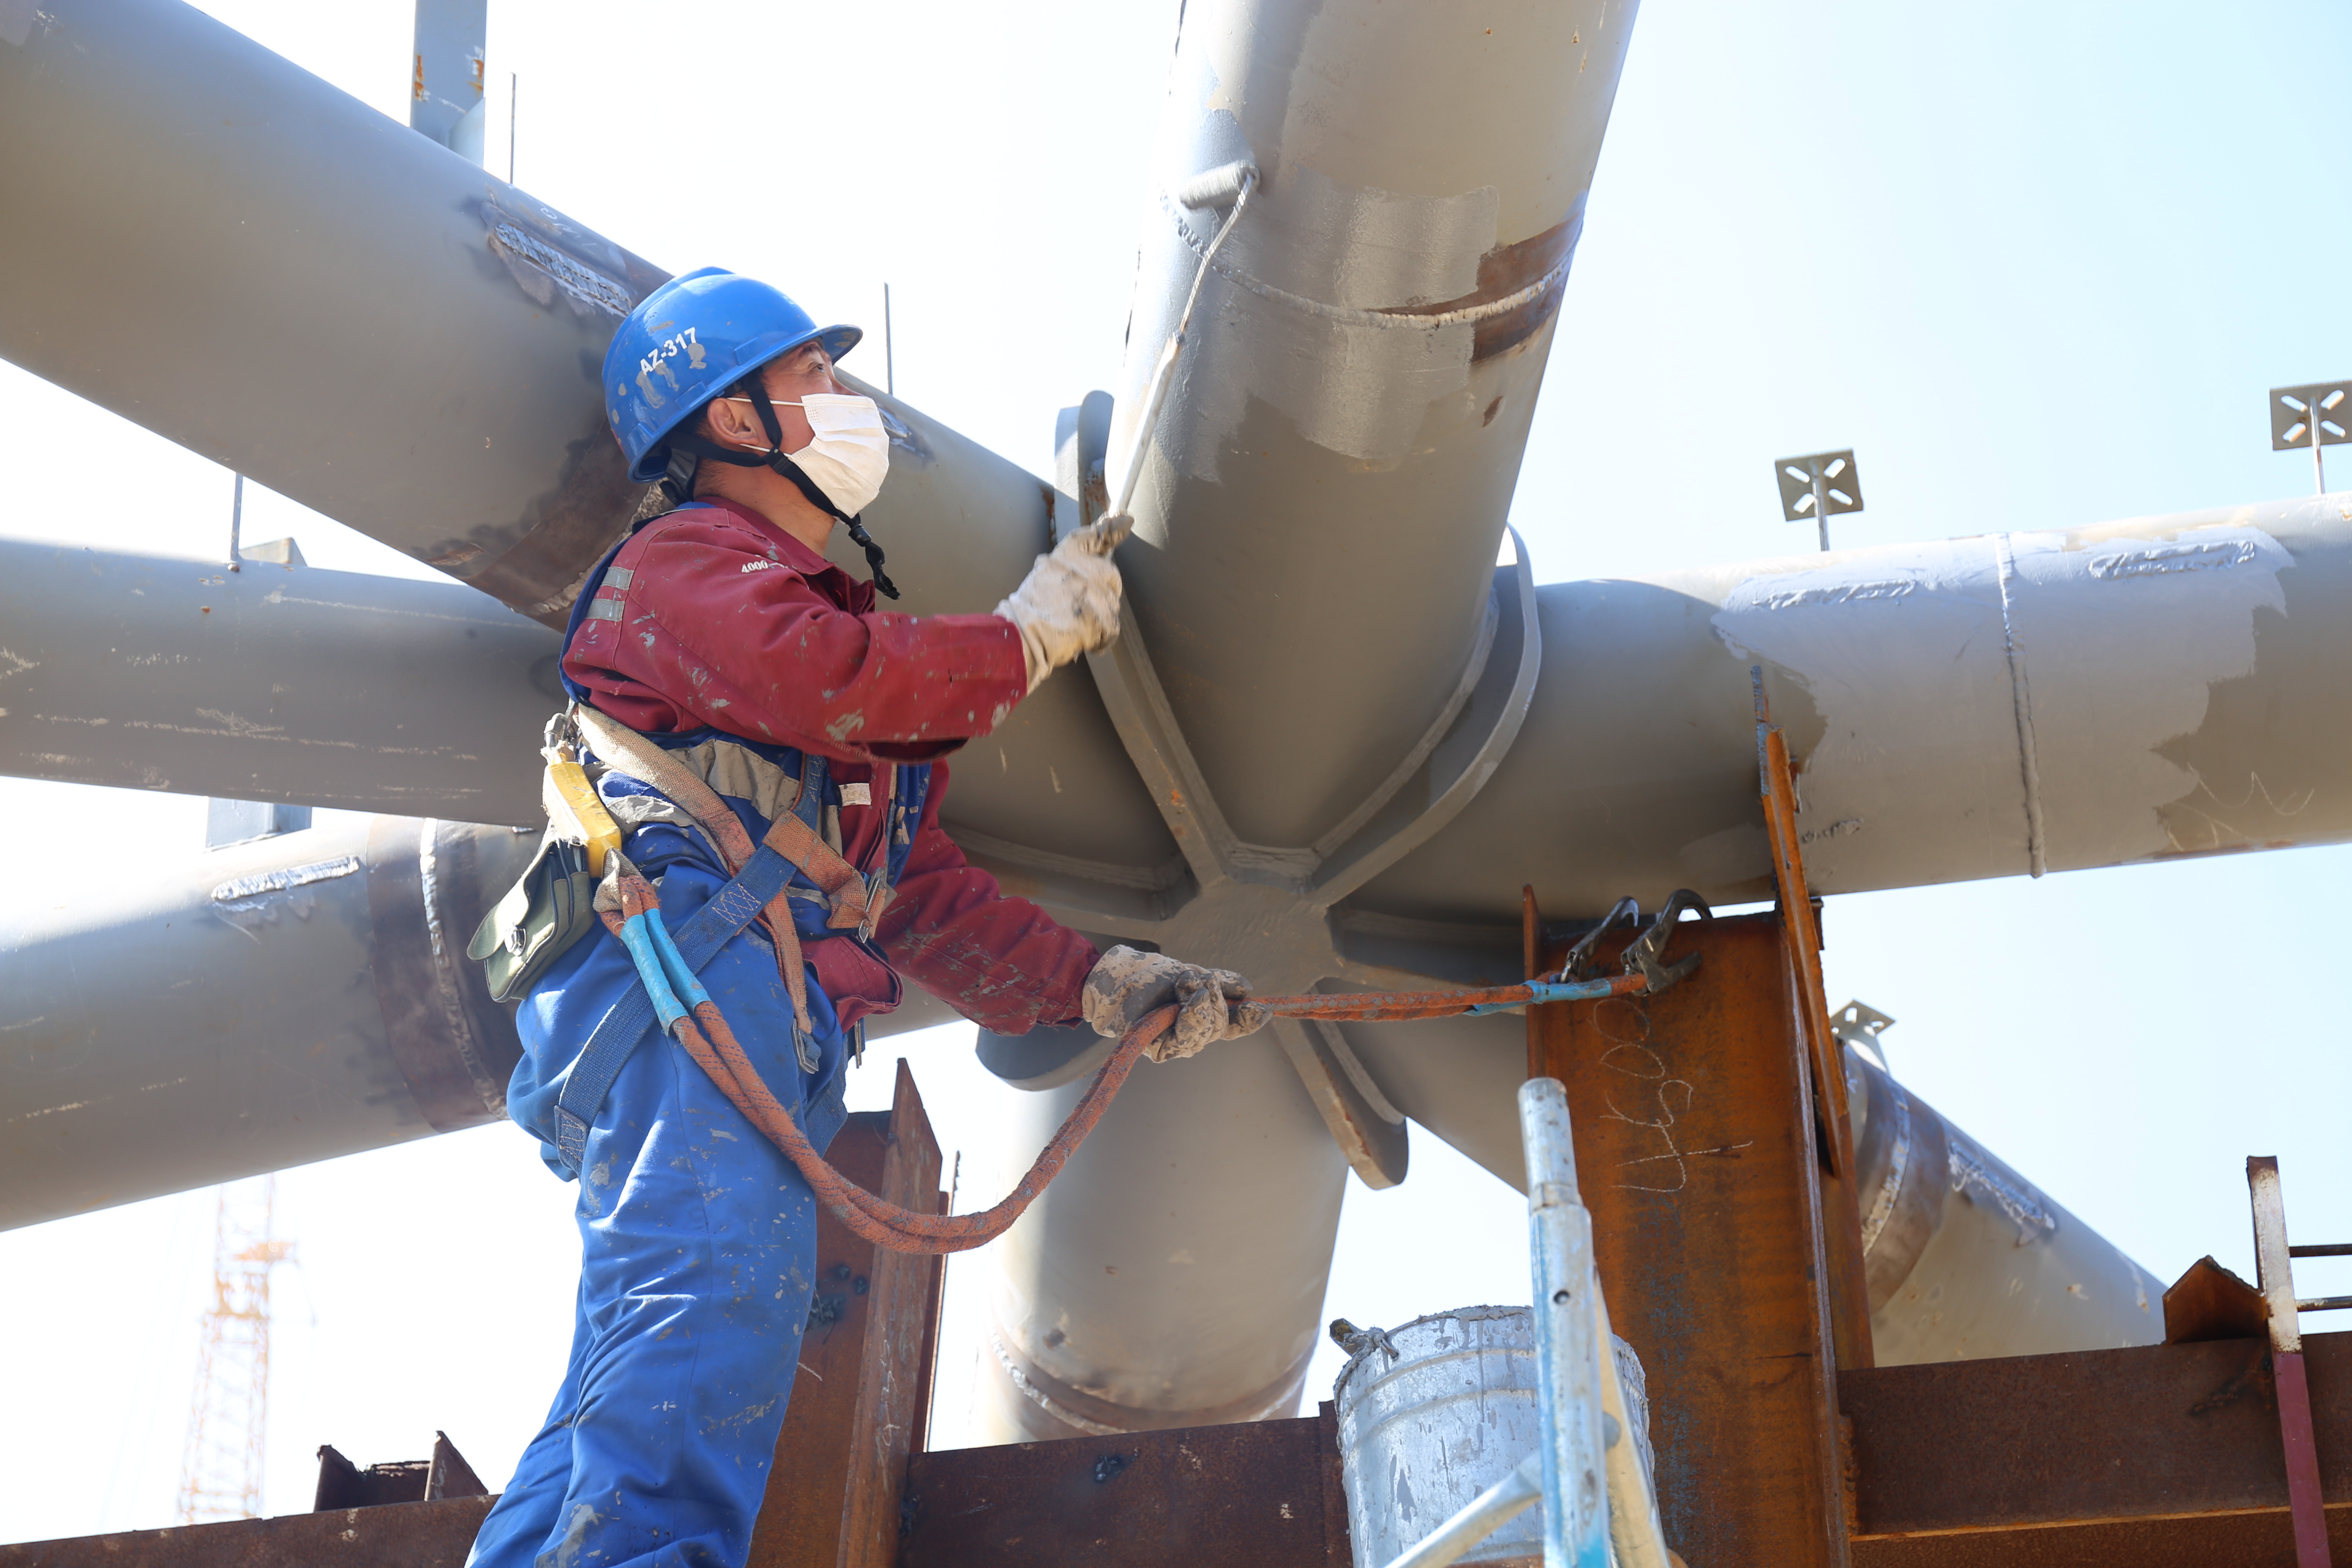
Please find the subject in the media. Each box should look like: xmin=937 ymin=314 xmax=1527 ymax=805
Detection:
xmin=538 ymin=701 xmax=924 ymax=1176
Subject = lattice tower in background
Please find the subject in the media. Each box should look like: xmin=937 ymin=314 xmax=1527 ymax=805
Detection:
xmin=174 ymin=1177 xmax=294 ymax=1524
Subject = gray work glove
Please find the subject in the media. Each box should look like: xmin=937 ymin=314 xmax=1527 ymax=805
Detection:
xmin=994 ymin=520 xmax=1124 ymax=691
xmin=1082 ymin=943 xmax=1271 ymax=1063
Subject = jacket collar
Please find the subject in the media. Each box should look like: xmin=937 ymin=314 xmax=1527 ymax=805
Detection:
xmin=682 ymin=496 xmax=876 ymax=612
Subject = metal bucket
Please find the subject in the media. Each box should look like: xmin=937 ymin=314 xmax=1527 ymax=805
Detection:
xmin=1334 ymin=1305 xmax=1543 ymax=1568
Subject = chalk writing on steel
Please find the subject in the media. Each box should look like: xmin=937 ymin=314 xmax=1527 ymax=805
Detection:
xmin=1593 ymin=1001 xmax=1753 ymax=1194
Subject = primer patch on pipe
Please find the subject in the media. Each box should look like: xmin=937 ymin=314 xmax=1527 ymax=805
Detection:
xmin=2007 ymin=521 xmax=2290 ymax=867
xmin=1709 ymin=521 xmax=2291 ymax=888
xmin=1139 ymin=83 xmax=1563 ymax=467
xmin=1216 ymin=161 xmax=1497 ymax=311
xmin=1152 ymin=200 xmax=1577 ymax=468
xmin=2086 ymin=536 xmax=2258 ymax=579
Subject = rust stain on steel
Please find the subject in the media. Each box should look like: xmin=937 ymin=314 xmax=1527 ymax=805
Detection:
xmin=405 ymin=203 xmax=677 ymax=626
xmin=744 ymin=1113 xmax=888 ymax=1566
xmin=1532 ymin=914 xmax=1852 ymax=1568
xmin=1760 ymin=729 xmax=1855 ymax=1180
xmin=836 ymin=1062 xmax=944 ymax=1568
xmin=743 ymin=1066 xmax=946 ymax=1568
xmin=1843 ymin=1332 xmax=2352 ymax=1556
xmin=0 ymin=1497 xmax=495 ymax=1567
xmin=1850 ymin=1510 xmax=2352 ymax=1568
xmin=1758 ymin=722 xmax=1875 ymax=1368
xmin=1384 ymin=209 xmax=1582 ymax=362
xmin=2164 ymin=1255 xmax=2272 ymax=1344
xmin=900 ymin=1405 xmax=1351 ymax=1567
xmin=428 ymin=410 xmax=644 ymax=629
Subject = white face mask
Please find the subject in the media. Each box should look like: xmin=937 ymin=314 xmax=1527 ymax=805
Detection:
xmin=778 ymin=392 xmax=890 ymax=517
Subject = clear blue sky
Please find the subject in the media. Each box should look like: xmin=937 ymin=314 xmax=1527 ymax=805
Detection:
xmin=2 ymin=0 xmax=2348 ymax=1542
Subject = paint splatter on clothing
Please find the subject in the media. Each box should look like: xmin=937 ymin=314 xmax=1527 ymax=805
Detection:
xmin=563 ymin=496 xmax=1094 ymax=1031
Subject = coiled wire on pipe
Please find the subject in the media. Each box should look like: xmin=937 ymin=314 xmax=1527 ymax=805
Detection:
xmin=602 ymin=869 xmax=1636 ymax=1256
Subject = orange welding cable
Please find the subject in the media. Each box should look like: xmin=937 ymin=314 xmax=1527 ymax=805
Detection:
xmin=678 ymin=972 xmax=1610 ymax=1256
xmin=597 ymin=879 xmax=1632 ymax=1255
xmin=598 ymin=893 xmax=1173 ymax=1254
xmin=681 ymin=995 xmax=1166 ymax=1254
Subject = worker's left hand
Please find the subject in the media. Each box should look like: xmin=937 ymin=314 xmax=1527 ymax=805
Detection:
xmin=1081 ymin=944 xmax=1272 ymax=1062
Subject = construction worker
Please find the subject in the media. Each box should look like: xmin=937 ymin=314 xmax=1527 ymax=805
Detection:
xmin=466 ymin=268 xmax=1269 ymax=1568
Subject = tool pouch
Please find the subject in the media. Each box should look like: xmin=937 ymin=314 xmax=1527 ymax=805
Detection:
xmin=468 ymin=830 xmax=598 ymax=1003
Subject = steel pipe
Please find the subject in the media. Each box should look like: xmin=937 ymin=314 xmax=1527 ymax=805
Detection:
xmin=968 ymin=0 xmax=1644 ymax=1438
xmin=968 ymin=1036 xmax=1347 ymax=1443
xmin=1845 ymin=1047 xmax=2164 ymax=1365
xmin=1110 ymin=0 xmax=1640 ymax=850
xmin=0 ymin=816 xmax=535 ymax=1231
xmin=0 ymin=0 xmax=2302 ymax=1455
xmin=1519 ymin=1079 xmax=1609 ymax=1568
xmin=10 ymin=496 xmax=2339 ymax=992
xmin=0 ymin=0 xmax=656 ymax=619
xmin=0 ymin=0 xmax=1066 ymax=628
xmin=0 ymin=541 xmax=558 ymax=822
xmin=1363 ymin=495 xmax=2352 ymax=923
xmin=1331 ymin=1012 xmax=2165 ymax=1366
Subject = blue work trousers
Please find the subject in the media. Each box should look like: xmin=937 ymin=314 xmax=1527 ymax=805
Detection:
xmin=471 ymin=861 xmax=848 ymax=1568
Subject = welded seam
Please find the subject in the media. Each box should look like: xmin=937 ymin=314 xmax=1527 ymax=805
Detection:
xmin=1309 ymin=588 xmax=1498 ymax=861
xmin=1160 ymin=195 xmax=1571 ymax=330
xmin=487 ymin=221 xmax=633 ymax=318
xmin=210 ymin=855 xmax=361 ymax=903
xmin=1858 ymin=1084 xmax=1911 ymax=1255
xmin=986 ymin=1329 xmax=1128 ymax=1437
xmin=420 ymin=821 xmax=506 ymax=1116
xmin=1948 ymin=1140 xmax=2058 ymax=1243
xmin=1308 ymin=527 xmax=1543 ymax=907
xmin=1312 ymin=1017 xmax=1406 ymax=1126
xmin=1992 ymin=535 xmax=2049 ymax=878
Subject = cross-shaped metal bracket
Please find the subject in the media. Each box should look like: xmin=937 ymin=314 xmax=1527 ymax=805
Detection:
xmin=2270 ymin=381 xmax=2352 ymax=495
xmin=953 ymin=392 xmax=1546 ymax=1188
xmin=1774 ymin=450 xmax=1863 ymax=551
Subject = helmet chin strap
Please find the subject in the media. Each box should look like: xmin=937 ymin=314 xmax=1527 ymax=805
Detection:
xmin=661 ymin=379 xmax=900 ymax=601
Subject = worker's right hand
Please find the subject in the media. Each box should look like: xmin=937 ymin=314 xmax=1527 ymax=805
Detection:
xmin=1081 ymin=944 xmax=1271 ymax=1062
xmin=994 ymin=523 xmax=1125 ymax=692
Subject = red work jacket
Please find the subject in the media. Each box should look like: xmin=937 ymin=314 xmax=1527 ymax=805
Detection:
xmin=563 ymin=496 xmax=1096 ymax=1033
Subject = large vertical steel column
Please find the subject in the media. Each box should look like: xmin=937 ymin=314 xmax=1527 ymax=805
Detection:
xmin=971 ymin=1041 xmax=1346 ymax=1443
xmin=408 ymin=0 xmax=489 ymax=163
xmin=1530 ymin=915 xmax=1857 ymax=1567
xmin=969 ymin=0 xmax=1643 ymax=1449
xmin=1112 ymin=0 xmax=1639 ymax=847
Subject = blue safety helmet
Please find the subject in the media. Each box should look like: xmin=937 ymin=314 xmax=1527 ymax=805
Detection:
xmin=603 ymin=267 xmax=862 ymax=484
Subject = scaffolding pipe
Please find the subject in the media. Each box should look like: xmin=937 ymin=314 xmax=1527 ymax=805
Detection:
xmin=1520 ymin=1078 xmax=1609 ymax=1568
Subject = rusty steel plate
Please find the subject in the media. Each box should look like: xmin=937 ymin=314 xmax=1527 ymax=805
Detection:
xmin=901 ymin=1410 xmax=1348 ymax=1567
xmin=0 ymin=1497 xmax=493 ymax=1568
